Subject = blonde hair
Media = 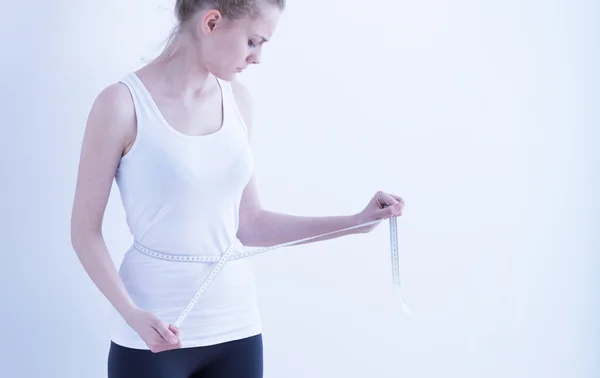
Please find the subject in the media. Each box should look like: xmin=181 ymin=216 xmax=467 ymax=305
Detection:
xmin=176 ymin=0 xmax=286 ymax=23
xmin=154 ymin=0 xmax=284 ymax=61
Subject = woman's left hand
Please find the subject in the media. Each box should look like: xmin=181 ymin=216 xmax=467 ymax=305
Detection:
xmin=354 ymin=191 xmax=405 ymax=233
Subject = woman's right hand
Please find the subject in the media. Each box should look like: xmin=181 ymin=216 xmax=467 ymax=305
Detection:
xmin=123 ymin=307 xmax=182 ymax=353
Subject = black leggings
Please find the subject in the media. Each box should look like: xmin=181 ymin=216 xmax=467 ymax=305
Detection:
xmin=107 ymin=334 xmax=263 ymax=378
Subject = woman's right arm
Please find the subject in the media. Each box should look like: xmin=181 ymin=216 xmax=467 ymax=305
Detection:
xmin=70 ymin=83 xmax=181 ymax=352
xmin=70 ymin=83 xmax=138 ymax=321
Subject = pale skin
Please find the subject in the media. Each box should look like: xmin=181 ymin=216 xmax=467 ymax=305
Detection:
xmin=70 ymin=4 xmax=405 ymax=354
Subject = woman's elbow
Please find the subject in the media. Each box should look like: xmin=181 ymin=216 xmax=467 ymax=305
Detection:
xmin=237 ymin=209 xmax=265 ymax=246
xmin=70 ymin=215 xmax=101 ymax=252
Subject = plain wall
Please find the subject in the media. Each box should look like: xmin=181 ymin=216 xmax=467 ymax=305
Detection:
xmin=0 ymin=1 xmax=598 ymax=377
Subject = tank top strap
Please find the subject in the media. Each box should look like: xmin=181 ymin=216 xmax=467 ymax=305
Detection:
xmin=118 ymin=72 xmax=164 ymax=142
xmin=119 ymin=73 xmax=158 ymax=120
xmin=216 ymin=78 xmax=249 ymax=136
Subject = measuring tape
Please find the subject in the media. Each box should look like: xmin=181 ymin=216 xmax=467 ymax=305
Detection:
xmin=133 ymin=215 xmax=410 ymax=328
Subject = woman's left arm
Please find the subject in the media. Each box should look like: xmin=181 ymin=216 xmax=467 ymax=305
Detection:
xmin=231 ymin=81 xmax=403 ymax=248
xmin=237 ymin=174 xmax=368 ymax=247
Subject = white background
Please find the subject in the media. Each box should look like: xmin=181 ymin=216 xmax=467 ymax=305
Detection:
xmin=0 ymin=1 xmax=598 ymax=377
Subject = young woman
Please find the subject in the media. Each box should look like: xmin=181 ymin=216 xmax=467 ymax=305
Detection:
xmin=70 ymin=0 xmax=405 ymax=377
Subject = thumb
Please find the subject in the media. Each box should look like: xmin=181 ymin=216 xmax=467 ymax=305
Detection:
xmin=154 ymin=321 xmax=178 ymax=344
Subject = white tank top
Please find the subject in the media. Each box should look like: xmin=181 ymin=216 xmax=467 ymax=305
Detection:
xmin=110 ymin=72 xmax=262 ymax=349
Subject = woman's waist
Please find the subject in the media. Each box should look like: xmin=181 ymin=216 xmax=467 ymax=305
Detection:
xmin=131 ymin=234 xmax=243 ymax=260
xmin=119 ymin=249 xmax=256 ymax=301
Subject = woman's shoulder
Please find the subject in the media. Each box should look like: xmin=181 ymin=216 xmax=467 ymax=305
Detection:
xmin=93 ymin=81 xmax=136 ymax=121
xmin=85 ymin=81 xmax=137 ymax=146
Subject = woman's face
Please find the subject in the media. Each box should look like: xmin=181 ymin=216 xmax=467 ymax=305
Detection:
xmin=195 ymin=5 xmax=282 ymax=81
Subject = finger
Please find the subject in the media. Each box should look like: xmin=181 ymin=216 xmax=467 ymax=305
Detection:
xmin=385 ymin=193 xmax=404 ymax=216
xmin=388 ymin=194 xmax=404 ymax=206
xmin=153 ymin=321 xmax=178 ymax=345
xmin=387 ymin=202 xmax=403 ymax=217
xmin=377 ymin=192 xmax=404 ymax=215
xmin=169 ymin=325 xmax=183 ymax=347
xmin=376 ymin=191 xmax=399 ymax=208
xmin=169 ymin=325 xmax=182 ymax=341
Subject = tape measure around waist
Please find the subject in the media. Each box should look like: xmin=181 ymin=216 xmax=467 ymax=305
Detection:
xmin=132 ymin=216 xmax=410 ymax=328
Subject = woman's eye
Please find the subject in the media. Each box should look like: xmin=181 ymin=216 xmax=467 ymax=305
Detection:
xmin=248 ymin=40 xmax=257 ymax=48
